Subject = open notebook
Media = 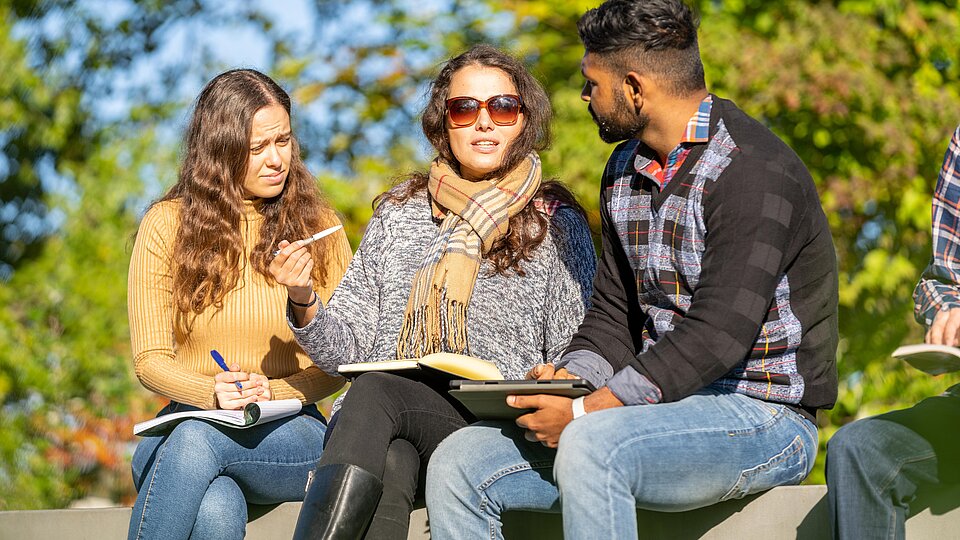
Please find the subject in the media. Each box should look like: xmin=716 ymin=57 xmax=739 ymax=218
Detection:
xmin=337 ymin=352 xmax=504 ymax=381
xmin=134 ymin=399 xmax=302 ymax=436
xmin=892 ymin=344 xmax=960 ymax=376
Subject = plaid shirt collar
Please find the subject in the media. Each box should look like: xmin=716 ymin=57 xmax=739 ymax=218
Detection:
xmin=634 ymin=95 xmax=713 ymax=189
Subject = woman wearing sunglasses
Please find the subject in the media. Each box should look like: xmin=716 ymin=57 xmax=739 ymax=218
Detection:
xmin=270 ymin=44 xmax=596 ymax=539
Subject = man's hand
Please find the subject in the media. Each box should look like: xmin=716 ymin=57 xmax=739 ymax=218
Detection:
xmin=927 ymin=307 xmax=960 ymax=346
xmin=511 ymin=387 xmax=625 ymax=448
xmin=511 ymin=394 xmax=574 ymax=448
xmin=583 ymin=387 xmax=624 ymax=412
xmin=525 ymin=363 xmax=579 ymax=380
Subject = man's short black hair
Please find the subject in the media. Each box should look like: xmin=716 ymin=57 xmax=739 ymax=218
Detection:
xmin=577 ymin=0 xmax=706 ymax=97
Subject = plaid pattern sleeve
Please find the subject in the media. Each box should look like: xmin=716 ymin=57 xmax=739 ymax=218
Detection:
xmin=563 ymin=140 xmax=651 ymax=371
xmin=915 ymin=126 xmax=960 ymax=326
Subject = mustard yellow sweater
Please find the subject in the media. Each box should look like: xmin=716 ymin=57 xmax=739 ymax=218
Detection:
xmin=128 ymin=199 xmax=351 ymax=410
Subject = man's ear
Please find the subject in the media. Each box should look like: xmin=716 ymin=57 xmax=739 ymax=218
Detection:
xmin=624 ymin=71 xmax=644 ymax=112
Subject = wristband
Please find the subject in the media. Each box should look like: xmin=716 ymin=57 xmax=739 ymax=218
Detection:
xmin=288 ymin=291 xmax=318 ymax=308
xmin=571 ymin=396 xmax=587 ymax=419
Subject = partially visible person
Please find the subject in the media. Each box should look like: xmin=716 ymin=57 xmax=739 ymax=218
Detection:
xmin=127 ymin=69 xmax=351 ymax=540
xmin=426 ymin=1 xmax=838 ymax=538
xmin=827 ymin=125 xmax=960 ymax=540
xmin=270 ymin=44 xmax=596 ymax=539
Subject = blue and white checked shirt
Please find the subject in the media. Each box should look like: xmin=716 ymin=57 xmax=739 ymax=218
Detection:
xmin=915 ymin=126 xmax=960 ymax=326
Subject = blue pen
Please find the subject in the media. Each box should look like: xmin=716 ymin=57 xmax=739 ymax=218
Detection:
xmin=211 ymin=350 xmax=244 ymax=391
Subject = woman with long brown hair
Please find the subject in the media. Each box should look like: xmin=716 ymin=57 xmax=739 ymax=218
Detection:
xmin=270 ymin=44 xmax=596 ymax=539
xmin=127 ymin=69 xmax=351 ymax=540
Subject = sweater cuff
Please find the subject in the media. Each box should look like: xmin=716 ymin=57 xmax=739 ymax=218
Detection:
xmin=556 ymin=349 xmax=614 ymax=390
xmin=607 ymin=368 xmax=662 ymax=406
xmin=287 ymin=299 xmax=326 ymax=337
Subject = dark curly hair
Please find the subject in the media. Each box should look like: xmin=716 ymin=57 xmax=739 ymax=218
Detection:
xmin=578 ymin=0 xmax=706 ymax=97
xmin=375 ymin=44 xmax=585 ymax=276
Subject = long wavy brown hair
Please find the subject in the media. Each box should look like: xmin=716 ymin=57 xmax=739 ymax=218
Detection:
xmin=156 ymin=69 xmax=339 ymax=326
xmin=376 ymin=44 xmax=586 ymax=275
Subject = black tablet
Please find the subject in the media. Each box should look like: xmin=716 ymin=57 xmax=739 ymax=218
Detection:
xmin=449 ymin=379 xmax=595 ymax=420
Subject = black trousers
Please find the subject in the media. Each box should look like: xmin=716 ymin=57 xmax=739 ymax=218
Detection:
xmin=320 ymin=372 xmax=470 ymax=539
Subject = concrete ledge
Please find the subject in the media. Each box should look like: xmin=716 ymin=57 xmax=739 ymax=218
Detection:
xmin=2 ymin=484 xmax=958 ymax=539
xmin=503 ymin=484 xmax=960 ymax=538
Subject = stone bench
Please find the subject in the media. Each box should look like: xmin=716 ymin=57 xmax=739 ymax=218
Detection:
xmin=2 ymin=484 xmax=958 ymax=539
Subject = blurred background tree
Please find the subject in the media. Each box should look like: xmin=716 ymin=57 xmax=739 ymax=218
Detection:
xmin=1 ymin=0 xmax=958 ymax=508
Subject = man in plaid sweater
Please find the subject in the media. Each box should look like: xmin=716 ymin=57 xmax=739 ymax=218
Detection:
xmin=827 ymin=126 xmax=960 ymax=540
xmin=426 ymin=1 xmax=838 ymax=538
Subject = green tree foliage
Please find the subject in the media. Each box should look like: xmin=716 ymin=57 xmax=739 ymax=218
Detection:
xmin=3 ymin=0 xmax=959 ymax=508
xmin=0 ymin=1 xmax=88 ymax=274
xmin=0 ymin=124 xmax=174 ymax=508
xmin=0 ymin=0 xmax=277 ymax=508
xmin=0 ymin=0 xmax=277 ymax=273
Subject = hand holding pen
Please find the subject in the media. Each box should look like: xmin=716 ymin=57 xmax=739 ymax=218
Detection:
xmin=211 ymin=350 xmax=268 ymax=410
xmin=268 ymin=226 xmax=343 ymax=315
xmin=271 ymin=224 xmax=343 ymax=256
xmin=211 ymin=350 xmax=243 ymax=390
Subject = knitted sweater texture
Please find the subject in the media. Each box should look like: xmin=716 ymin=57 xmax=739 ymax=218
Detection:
xmin=128 ymin=199 xmax=352 ymax=409
xmin=291 ymin=185 xmax=596 ymax=386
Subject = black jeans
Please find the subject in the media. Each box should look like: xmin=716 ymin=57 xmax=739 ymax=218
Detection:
xmin=320 ymin=372 xmax=469 ymax=539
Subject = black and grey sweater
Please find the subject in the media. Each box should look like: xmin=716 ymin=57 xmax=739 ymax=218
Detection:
xmin=290 ymin=184 xmax=597 ymax=392
xmin=561 ymin=96 xmax=838 ymax=412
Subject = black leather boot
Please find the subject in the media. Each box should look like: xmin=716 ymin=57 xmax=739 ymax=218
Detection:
xmin=292 ymin=463 xmax=383 ymax=540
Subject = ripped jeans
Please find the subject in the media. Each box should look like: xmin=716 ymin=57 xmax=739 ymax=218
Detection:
xmin=426 ymin=387 xmax=817 ymax=540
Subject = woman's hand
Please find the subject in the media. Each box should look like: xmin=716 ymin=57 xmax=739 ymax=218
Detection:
xmin=269 ymin=239 xmax=315 ymax=304
xmin=249 ymin=373 xmax=272 ymax=402
xmin=214 ymin=365 xmax=266 ymax=410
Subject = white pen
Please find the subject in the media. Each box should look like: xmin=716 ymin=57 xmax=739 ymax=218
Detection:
xmin=272 ymin=224 xmax=343 ymax=256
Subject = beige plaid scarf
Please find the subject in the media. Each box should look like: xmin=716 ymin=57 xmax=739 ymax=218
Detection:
xmin=396 ymin=152 xmax=542 ymax=358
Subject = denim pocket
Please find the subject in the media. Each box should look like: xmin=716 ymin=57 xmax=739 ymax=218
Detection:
xmin=719 ymin=434 xmax=808 ymax=501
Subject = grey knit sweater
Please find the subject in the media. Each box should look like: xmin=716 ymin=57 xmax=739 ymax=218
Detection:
xmin=289 ymin=184 xmax=596 ymax=384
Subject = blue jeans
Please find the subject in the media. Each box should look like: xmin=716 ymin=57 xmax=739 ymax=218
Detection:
xmin=128 ymin=402 xmax=327 ymax=540
xmin=826 ymin=416 xmax=937 ymax=540
xmin=826 ymin=388 xmax=960 ymax=540
xmin=426 ymin=388 xmax=818 ymax=540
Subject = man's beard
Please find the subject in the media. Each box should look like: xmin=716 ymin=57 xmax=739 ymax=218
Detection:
xmin=590 ymin=92 xmax=649 ymax=144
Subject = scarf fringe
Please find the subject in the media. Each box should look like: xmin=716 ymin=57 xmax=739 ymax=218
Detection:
xmin=397 ymin=287 xmax=469 ymax=358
